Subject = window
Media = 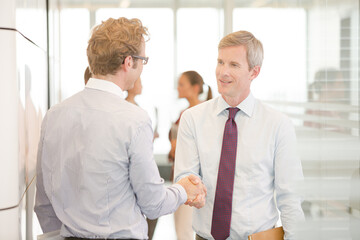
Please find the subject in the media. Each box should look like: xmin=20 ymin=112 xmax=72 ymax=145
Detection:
xmin=177 ymin=8 xmax=221 ymax=96
xmin=233 ymin=2 xmax=359 ymax=239
xmin=233 ymin=8 xmax=306 ymax=101
xmin=59 ymin=9 xmax=90 ymax=100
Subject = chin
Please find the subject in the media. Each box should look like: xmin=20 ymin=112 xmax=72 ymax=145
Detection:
xmin=128 ymin=84 xmax=135 ymax=91
xmin=217 ymin=87 xmax=225 ymax=95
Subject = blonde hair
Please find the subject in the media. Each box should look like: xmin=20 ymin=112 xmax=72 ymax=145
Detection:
xmin=87 ymin=17 xmax=149 ymax=76
xmin=218 ymin=30 xmax=263 ymax=70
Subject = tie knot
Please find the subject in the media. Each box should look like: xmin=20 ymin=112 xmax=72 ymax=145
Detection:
xmin=227 ymin=107 xmax=239 ymax=120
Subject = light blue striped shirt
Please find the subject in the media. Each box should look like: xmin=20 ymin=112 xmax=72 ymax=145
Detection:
xmin=174 ymin=93 xmax=304 ymax=240
xmin=35 ymin=78 xmax=187 ymax=239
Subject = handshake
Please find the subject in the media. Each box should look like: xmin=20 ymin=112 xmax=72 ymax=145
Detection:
xmin=177 ymin=175 xmax=207 ymax=209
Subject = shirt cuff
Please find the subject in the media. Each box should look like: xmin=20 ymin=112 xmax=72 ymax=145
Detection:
xmin=173 ymin=183 xmax=187 ymax=204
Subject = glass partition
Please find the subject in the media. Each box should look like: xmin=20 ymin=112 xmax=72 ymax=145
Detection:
xmin=233 ymin=1 xmax=359 ymax=239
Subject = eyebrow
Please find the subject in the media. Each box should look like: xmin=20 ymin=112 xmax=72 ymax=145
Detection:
xmin=230 ymin=61 xmax=240 ymax=66
xmin=217 ymin=58 xmax=241 ymax=66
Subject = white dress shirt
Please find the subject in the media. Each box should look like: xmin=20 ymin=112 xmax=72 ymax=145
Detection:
xmin=174 ymin=93 xmax=304 ymax=240
xmin=35 ymin=78 xmax=187 ymax=239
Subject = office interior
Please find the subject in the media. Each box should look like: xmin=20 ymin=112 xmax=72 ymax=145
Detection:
xmin=0 ymin=0 xmax=359 ymax=239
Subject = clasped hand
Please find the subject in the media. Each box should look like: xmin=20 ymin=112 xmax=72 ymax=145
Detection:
xmin=177 ymin=175 xmax=207 ymax=209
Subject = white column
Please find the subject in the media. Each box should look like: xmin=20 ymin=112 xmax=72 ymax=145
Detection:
xmin=223 ymin=0 xmax=234 ymax=36
xmin=0 ymin=1 xmax=21 ymax=239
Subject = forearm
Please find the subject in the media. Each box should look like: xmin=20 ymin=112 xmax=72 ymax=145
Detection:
xmin=34 ymin=172 xmax=62 ymax=232
xmin=275 ymin=118 xmax=305 ymax=239
xmin=141 ymin=184 xmax=187 ymax=219
xmin=277 ymin=192 xmax=304 ymax=240
xmin=34 ymin=202 xmax=62 ymax=233
xmin=130 ymin=121 xmax=187 ymax=219
xmin=35 ymin=115 xmax=62 ymax=232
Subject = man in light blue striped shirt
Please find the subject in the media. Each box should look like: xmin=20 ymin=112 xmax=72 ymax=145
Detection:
xmin=35 ymin=17 xmax=206 ymax=240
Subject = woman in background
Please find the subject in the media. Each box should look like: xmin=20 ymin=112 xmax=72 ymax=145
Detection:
xmin=126 ymin=77 xmax=143 ymax=105
xmin=169 ymin=71 xmax=212 ymax=240
xmin=84 ymin=66 xmax=92 ymax=84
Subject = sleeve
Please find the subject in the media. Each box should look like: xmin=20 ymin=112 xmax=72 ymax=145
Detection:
xmin=34 ymin=113 xmax=62 ymax=233
xmin=274 ymin=117 xmax=305 ymax=240
xmin=173 ymin=110 xmax=202 ymax=182
xmin=128 ymin=118 xmax=187 ymax=220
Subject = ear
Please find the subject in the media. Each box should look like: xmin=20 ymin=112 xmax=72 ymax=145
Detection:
xmin=122 ymin=56 xmax=134 ymax=72
xmin=192 ymin=84 xmax=201 ymax=95
xmin=250 ymin=66 xmax=261 ymax=81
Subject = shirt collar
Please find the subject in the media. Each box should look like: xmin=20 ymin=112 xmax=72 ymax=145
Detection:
xmin=216 ymin=92 xmax=255 ymax=117
xmin=85 ymin=78 xmax=125 ymax=99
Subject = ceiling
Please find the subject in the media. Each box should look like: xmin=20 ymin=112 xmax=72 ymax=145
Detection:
xmin=55 ymin=0 xmax=358 ymax=11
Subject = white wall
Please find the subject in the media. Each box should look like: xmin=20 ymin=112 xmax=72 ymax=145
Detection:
xmin=0 ymin=1 xmax=21 ymax=238
xmin=0 ymin=0 xmax=47 ymax=239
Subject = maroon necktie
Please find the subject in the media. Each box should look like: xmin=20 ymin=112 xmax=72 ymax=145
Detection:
xmin=211 ymin=107 xmax=239 ymax=240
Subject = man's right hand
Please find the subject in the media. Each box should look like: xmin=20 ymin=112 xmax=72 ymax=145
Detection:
xmin=177 ymin=175 xmax=207 ymax=209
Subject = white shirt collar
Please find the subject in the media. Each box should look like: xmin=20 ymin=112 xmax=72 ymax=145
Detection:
xmin=216 ymin=92 xmax=255 ymax=117
xmin=85 ymin=78 xmax=125 ymax=99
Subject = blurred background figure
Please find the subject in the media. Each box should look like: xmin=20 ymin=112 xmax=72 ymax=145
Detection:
xmin=308 ymin=69 xmax=349 ymax=104
xmin=126 ymin=77 xmax=143 ymax=105
xmin=305 ymin=69 xmax=350 ymax=133
xmin=168 ymin=70 xmax=212 ymax=240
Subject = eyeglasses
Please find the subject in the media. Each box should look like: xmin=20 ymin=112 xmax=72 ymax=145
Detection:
xmin=132 ymin=55 xmax=149 ymax=65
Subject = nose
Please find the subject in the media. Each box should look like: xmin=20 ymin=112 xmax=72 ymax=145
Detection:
xmin=217 ymin=64 xmax=229 ymax=78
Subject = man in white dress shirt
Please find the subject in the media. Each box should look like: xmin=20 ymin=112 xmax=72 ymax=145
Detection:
xmin=174 ymin=31 xmax=304 ymax=240
xmin=35 ymin=17 xmax=206 ymax=240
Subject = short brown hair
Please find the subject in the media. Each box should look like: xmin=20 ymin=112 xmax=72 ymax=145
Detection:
xmin=87 ymin=17 xmax=149 ymax=76
xmin=84 ymin=66 xmax=91 ymax=84
xmin=182 ymin=71 xmax=212 ymax=100
xmin=219 ymin=30 xmax=263 ymax=70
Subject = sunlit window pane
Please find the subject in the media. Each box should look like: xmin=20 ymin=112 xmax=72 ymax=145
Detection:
xmin=177 ymin=8 xmax=221 ymax=99
xmin=233 ymin=8 xmax=306 ymax=102
xmin=60 ymin=9 xmax=90 ymax=100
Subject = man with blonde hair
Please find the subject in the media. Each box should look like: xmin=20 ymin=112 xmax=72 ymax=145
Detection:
xmin=175 ymin=30 xmax=304 ymax=240
xmin=35 ymin=17 xmax=206 ymax=240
